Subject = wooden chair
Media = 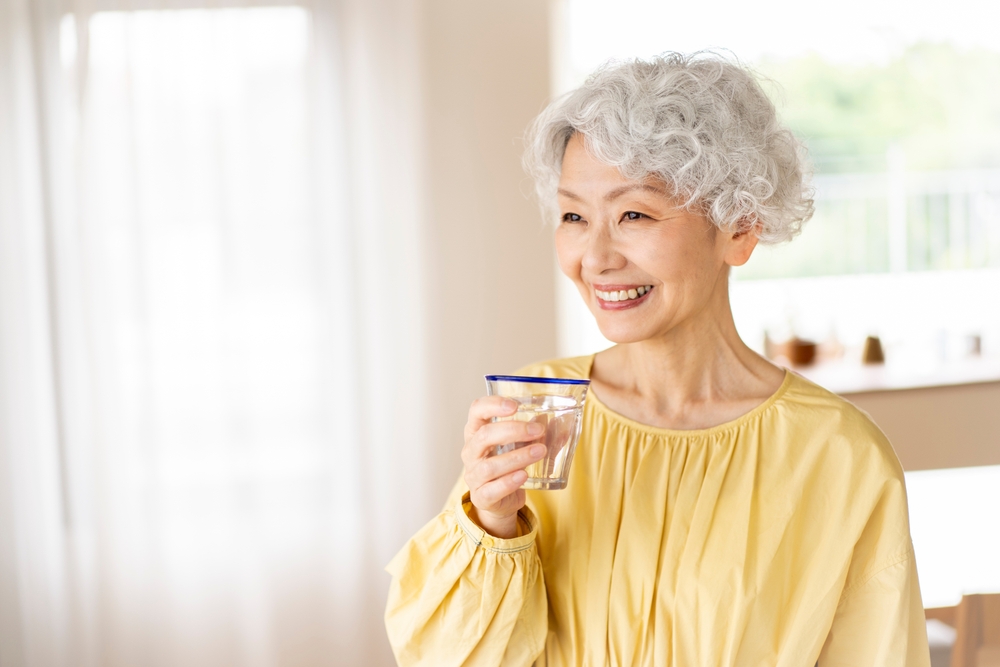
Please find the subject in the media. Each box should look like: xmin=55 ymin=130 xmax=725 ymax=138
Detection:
xmin=926 ymin=594 xmax=1000 ymax=667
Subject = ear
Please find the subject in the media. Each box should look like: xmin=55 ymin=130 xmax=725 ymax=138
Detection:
xmin=724 ymin=219 xmax=761 ymax=267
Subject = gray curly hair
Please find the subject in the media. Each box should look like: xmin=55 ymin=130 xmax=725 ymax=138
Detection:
xmin=523 ymin=52 xmax=814 ymax=244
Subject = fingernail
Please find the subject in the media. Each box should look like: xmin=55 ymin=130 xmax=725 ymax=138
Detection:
xmin=530 ymin=444 xmax=546 ymax=457
xmin=527 ymin=423 xmax=544 ymax=435
xmin=503 ymin=398 xmax=518 ymax=411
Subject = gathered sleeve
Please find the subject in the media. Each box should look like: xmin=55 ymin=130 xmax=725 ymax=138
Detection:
xmin=818 ymin=548 xmax=929 ymax=666
xmin=817 ymin=451 xmax=931 ymax=667
xmin=384 ymin=483 xmax=548 ymax=667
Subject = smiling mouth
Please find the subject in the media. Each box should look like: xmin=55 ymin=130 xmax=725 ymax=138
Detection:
xmin=595 ymin=285 xmax=653 ymax=303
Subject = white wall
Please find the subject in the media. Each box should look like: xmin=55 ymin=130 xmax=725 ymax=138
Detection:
xmin=420 ymin=0 xmax=558 ymax=509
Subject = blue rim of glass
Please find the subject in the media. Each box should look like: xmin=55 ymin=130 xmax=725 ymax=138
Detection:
xmin=485 ymin=374 xmax=590 ymax=385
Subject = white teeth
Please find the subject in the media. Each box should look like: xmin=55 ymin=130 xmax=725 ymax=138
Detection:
xmin=596 ymin=286 xmax=653 ymax=302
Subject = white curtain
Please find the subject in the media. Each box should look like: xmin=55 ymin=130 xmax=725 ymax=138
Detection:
xmin=0 ymin=0 xmax=433 ymax=665
xmin=0 ymin=0 xmax=73 ymax=664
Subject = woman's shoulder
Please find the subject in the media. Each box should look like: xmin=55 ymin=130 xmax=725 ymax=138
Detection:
xmin=513 ymin=354 xmax=594 ymax=381
xmin=777 ymin=373 xmax=917 ymax=592
xmin=777 ymin=370 xmax=904 ymax=481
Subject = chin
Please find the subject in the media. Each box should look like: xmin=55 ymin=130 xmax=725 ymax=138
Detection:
xmin=593 ymin=320 xmax=656 ymax=345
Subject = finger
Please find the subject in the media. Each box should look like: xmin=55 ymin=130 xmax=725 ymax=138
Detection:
xmin=466 ymin=419 xmax=545 ymax=463
xmin=463 ymin=418 xmax=543 ymax=467
xmin=465 ymin=396 xmax=519 ymax=437
xmin=473 ymin=470 xmax=528 ymax=510
xmin=466 ymin=442 xmax=546 ymax=491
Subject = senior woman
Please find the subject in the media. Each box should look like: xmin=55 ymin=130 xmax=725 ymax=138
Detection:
xmin=385 ymin=53 xmax=930 ymax=666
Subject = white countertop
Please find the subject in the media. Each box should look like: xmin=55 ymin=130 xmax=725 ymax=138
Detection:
xmin=789 ymin=356 xmax=1000 ymax=395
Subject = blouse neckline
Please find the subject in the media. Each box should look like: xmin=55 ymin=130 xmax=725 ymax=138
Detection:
xmin=581 ymin=353 xmax=794 ymax=438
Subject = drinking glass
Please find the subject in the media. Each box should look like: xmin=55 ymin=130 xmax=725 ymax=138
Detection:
xmin=484 ymin=375 xmax=590 ymax=490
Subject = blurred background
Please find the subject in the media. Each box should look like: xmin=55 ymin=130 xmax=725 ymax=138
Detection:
xmin=1 ymin=0 xmax=997 ymax=665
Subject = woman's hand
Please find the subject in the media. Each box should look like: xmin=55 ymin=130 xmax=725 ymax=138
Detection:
xmin=462 ymin=396 xmax=547 ymax=539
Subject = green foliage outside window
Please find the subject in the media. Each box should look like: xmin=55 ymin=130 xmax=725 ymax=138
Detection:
xmin=736 ymin=43 xmax=1000 ymax=280
xmin=757 ymin=43 xmax=1000 ymax=173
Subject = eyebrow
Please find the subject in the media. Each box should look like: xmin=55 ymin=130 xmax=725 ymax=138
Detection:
xmin=557 ymin=183 xmax=666 ymax=203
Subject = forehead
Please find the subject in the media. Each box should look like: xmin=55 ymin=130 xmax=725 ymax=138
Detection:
xmin=558 ymin=133 xmax=670 ymax=202
xmin=559 ymin=133 xmax=624 ymax=182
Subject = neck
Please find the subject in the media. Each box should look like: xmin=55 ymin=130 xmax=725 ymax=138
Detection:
xmin=592 ymin=272 xmax=781 ymax=422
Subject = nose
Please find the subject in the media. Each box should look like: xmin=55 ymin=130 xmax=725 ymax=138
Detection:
xmin=581 ymin=222 xmax=627 ymax=274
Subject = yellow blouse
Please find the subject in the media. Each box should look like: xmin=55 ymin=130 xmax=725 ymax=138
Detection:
xmin=385 ymin=355 xmax=931 ymax=666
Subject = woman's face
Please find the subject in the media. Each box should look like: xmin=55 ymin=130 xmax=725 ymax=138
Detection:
xmin=554 ymin=133 xmax=758 ymax=344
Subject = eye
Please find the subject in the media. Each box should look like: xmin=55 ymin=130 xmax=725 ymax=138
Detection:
xmin=623 ymin=211 xmax=646 ymax=221
xmin=562 ymin=212 xmax=583 ymax=223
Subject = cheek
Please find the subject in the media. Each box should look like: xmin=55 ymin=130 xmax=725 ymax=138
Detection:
xmin=627 ymin=231 xmax=714 ymax=286
xmin=625 ymin=233 xmax=674 ymax=278
xmin=554 ymin=228 xmax=582 ymax=278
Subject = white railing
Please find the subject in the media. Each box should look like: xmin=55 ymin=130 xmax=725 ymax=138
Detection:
xmin=811 ymin=160 xmax=1000 ymax=274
